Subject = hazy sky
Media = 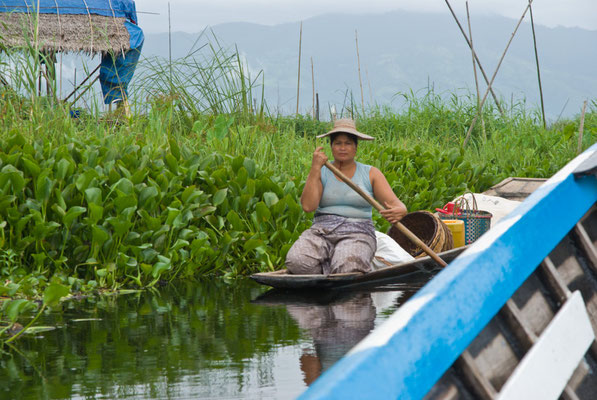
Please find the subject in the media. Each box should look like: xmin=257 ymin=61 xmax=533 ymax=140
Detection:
xmin=137 ymin=0 xmax=597 ymax=34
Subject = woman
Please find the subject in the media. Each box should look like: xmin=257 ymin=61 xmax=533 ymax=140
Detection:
xmin=285 ymin=118 xmax=407 ymax=275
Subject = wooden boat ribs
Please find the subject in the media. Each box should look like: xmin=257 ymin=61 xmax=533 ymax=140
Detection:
xmin=427 ymin=204 xmax=597 ymax=399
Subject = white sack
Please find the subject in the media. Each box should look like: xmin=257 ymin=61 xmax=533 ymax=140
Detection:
xmin=372 ymin=231 xmax=415 ymax=270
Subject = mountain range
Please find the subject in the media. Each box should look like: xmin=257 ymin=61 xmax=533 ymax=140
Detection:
xmin=141 ymin=10 xmax=597 ymax=120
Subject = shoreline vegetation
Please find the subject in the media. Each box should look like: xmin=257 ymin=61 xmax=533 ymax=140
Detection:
xmin=0 ymin=35 xmax=595 ymax=342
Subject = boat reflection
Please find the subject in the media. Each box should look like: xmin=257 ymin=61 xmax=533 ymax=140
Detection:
xmin=252 ymin=285 xmax=422 ymax=384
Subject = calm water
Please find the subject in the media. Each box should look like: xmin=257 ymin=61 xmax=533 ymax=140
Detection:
xmin=0 ymin=279 xmax=426 ymax=399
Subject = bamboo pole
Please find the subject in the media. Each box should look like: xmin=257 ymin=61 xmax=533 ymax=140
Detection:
xmin=296 ymin=21 xmax=303 ymax=115
xmin=555 ymin=99 xmax=569 ymax=125
xmin=466 ymin=2 xmax=485 ymax=139
xmin=463 ymin=1 xmax=533 ymax=147
xmin=578 ymin=100 xmax=588 ymax=154
xmin=355 ymin=30 xmax=365 ymax=116
xmin=63 ymin=64 xmax=101 ymax=102
xmin=444 ymin=0 xmax=505 ymax=117
xmin=311 ymin=57 xmax=315 ymax=119
xmin=70 ymin=74 xmax=100 ymax=106
xmin=528 ymin=1 xmax=546 ymax=129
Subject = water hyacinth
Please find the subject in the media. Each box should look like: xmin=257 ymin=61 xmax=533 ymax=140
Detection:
xmin=0 ymin=131 xmax=312 ymax=291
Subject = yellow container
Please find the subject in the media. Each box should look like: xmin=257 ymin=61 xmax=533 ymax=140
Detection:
xmin=443 ymin=219 xmax=465 ymax=248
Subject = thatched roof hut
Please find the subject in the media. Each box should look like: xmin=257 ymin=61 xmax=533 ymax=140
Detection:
xmin=0 ymin=1 xmax=144 ymax=105
xmin=0 ymin=1 xmax=141 ymax=54
xmin=0 ymin=12 xmax=131 ymax=54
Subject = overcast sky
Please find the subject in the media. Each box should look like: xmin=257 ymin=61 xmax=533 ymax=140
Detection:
xmin=136 ymin=0 xmax=597 ymax=34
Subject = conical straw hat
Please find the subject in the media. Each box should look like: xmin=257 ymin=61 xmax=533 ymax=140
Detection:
xmin=316 ymin=118 xmax=374 ymax=141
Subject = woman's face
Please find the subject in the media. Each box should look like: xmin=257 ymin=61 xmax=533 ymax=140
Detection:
xmin=331 ymin=133 xmax=357 ymax=163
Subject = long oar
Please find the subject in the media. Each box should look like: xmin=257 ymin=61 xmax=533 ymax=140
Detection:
xmin=324 ymin=161 xmax=448 ymax=268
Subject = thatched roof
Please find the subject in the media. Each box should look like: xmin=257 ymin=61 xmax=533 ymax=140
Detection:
xmin=0 ymin=11 xmax=131 ymax=54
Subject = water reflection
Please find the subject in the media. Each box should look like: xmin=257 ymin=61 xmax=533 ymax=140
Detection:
xmin=253 ymin=285 xmax=420 ymax=385
xmin=0 ymin=280 xmax=424 ymax=399
xmin=0 ymin=280 xmax=302 ymax=399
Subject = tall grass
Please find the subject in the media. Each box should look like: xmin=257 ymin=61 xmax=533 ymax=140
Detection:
xmin=131 ymin=30 xmax=266 ymax=126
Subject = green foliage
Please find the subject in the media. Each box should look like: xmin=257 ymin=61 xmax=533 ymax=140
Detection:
xmin=0 ymin=130 xmax=310 ymax=291
xmin=1 ymin=299 xmax=35 ymax=324
xmin=43 ymin=283 xmax=69 ymax=308
xmin=371 ymin=146 xmax=495 ymax=232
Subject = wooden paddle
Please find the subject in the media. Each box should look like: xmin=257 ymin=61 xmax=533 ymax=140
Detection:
xmin=324 ymin=161 xmax=448 ymax=268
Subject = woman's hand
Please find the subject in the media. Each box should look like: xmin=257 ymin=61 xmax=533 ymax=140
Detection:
xmin=300 ymin=147 xmax=327 ymax=213
xmin=370 ymin=167 xmax=407 ymax=224
xmin=311 ymin=146 xmax=328 ymax=170
xmin=380 ymin=201 xmax=407 ymax=224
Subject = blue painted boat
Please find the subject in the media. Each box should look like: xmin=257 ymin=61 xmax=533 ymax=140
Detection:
xmin=301 ymin=142 xmax=597 ymax=400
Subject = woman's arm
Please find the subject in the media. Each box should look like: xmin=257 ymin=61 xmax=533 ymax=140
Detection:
xmin=300 ymin=146 xmax=327 ymax=213
xmin=370 ymin=167 xmax=407 ymax=224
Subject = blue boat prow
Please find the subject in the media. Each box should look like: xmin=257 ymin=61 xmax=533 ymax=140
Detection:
xmin=302 ymin=143 xmax=597 ymax=400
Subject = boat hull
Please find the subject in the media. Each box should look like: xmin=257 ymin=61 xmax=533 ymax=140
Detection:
xmin=250 ymin=247 xmax=466 ymax=290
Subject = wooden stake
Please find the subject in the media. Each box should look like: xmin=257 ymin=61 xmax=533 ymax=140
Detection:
xmin=444 ymin=0 xmax=505 ymax=117
xmin=529 ymin=1 xmax=546 ymax=129
xmin=355 ymin=30 xmax=365 ymax=116
xmin=466 ymin=2 xmax=485 ymax=139
xmin=578 ymin=100 xmax=588 ymax=154
xmin=63 ymin=64 xmax=101 ymax=102
xmin=315 ymin=92 xmax=320 ymax=121
xmin=70 ymin=74 xmax=100 ymax=106
xmin=311 ymin=57 xmax=315 ymax=119
xmin=464 ymin=1 xmax=533 ymax=147
xmin=296 ymin=21 xmax=303 ymax=115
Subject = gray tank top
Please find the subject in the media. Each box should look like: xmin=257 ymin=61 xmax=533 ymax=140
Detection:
xmin=316 ymin=162 xmax=373 ymax=219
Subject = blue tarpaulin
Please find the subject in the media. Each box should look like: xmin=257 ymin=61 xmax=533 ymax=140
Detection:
xmin=99 ymin=37 xmax=142 ymax=104
xmin=0 ymin=0 xmax=144 ymax=103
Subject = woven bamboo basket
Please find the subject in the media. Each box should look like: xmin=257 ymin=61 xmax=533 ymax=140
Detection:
xmin=387 ymin=211 xmax=454 ymax=258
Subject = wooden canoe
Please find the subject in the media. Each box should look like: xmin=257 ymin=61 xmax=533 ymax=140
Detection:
xmin=251 ymin=177 xmax=545 ymax=291
xmin=250 ymin=247 xmax=466 ymax=290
